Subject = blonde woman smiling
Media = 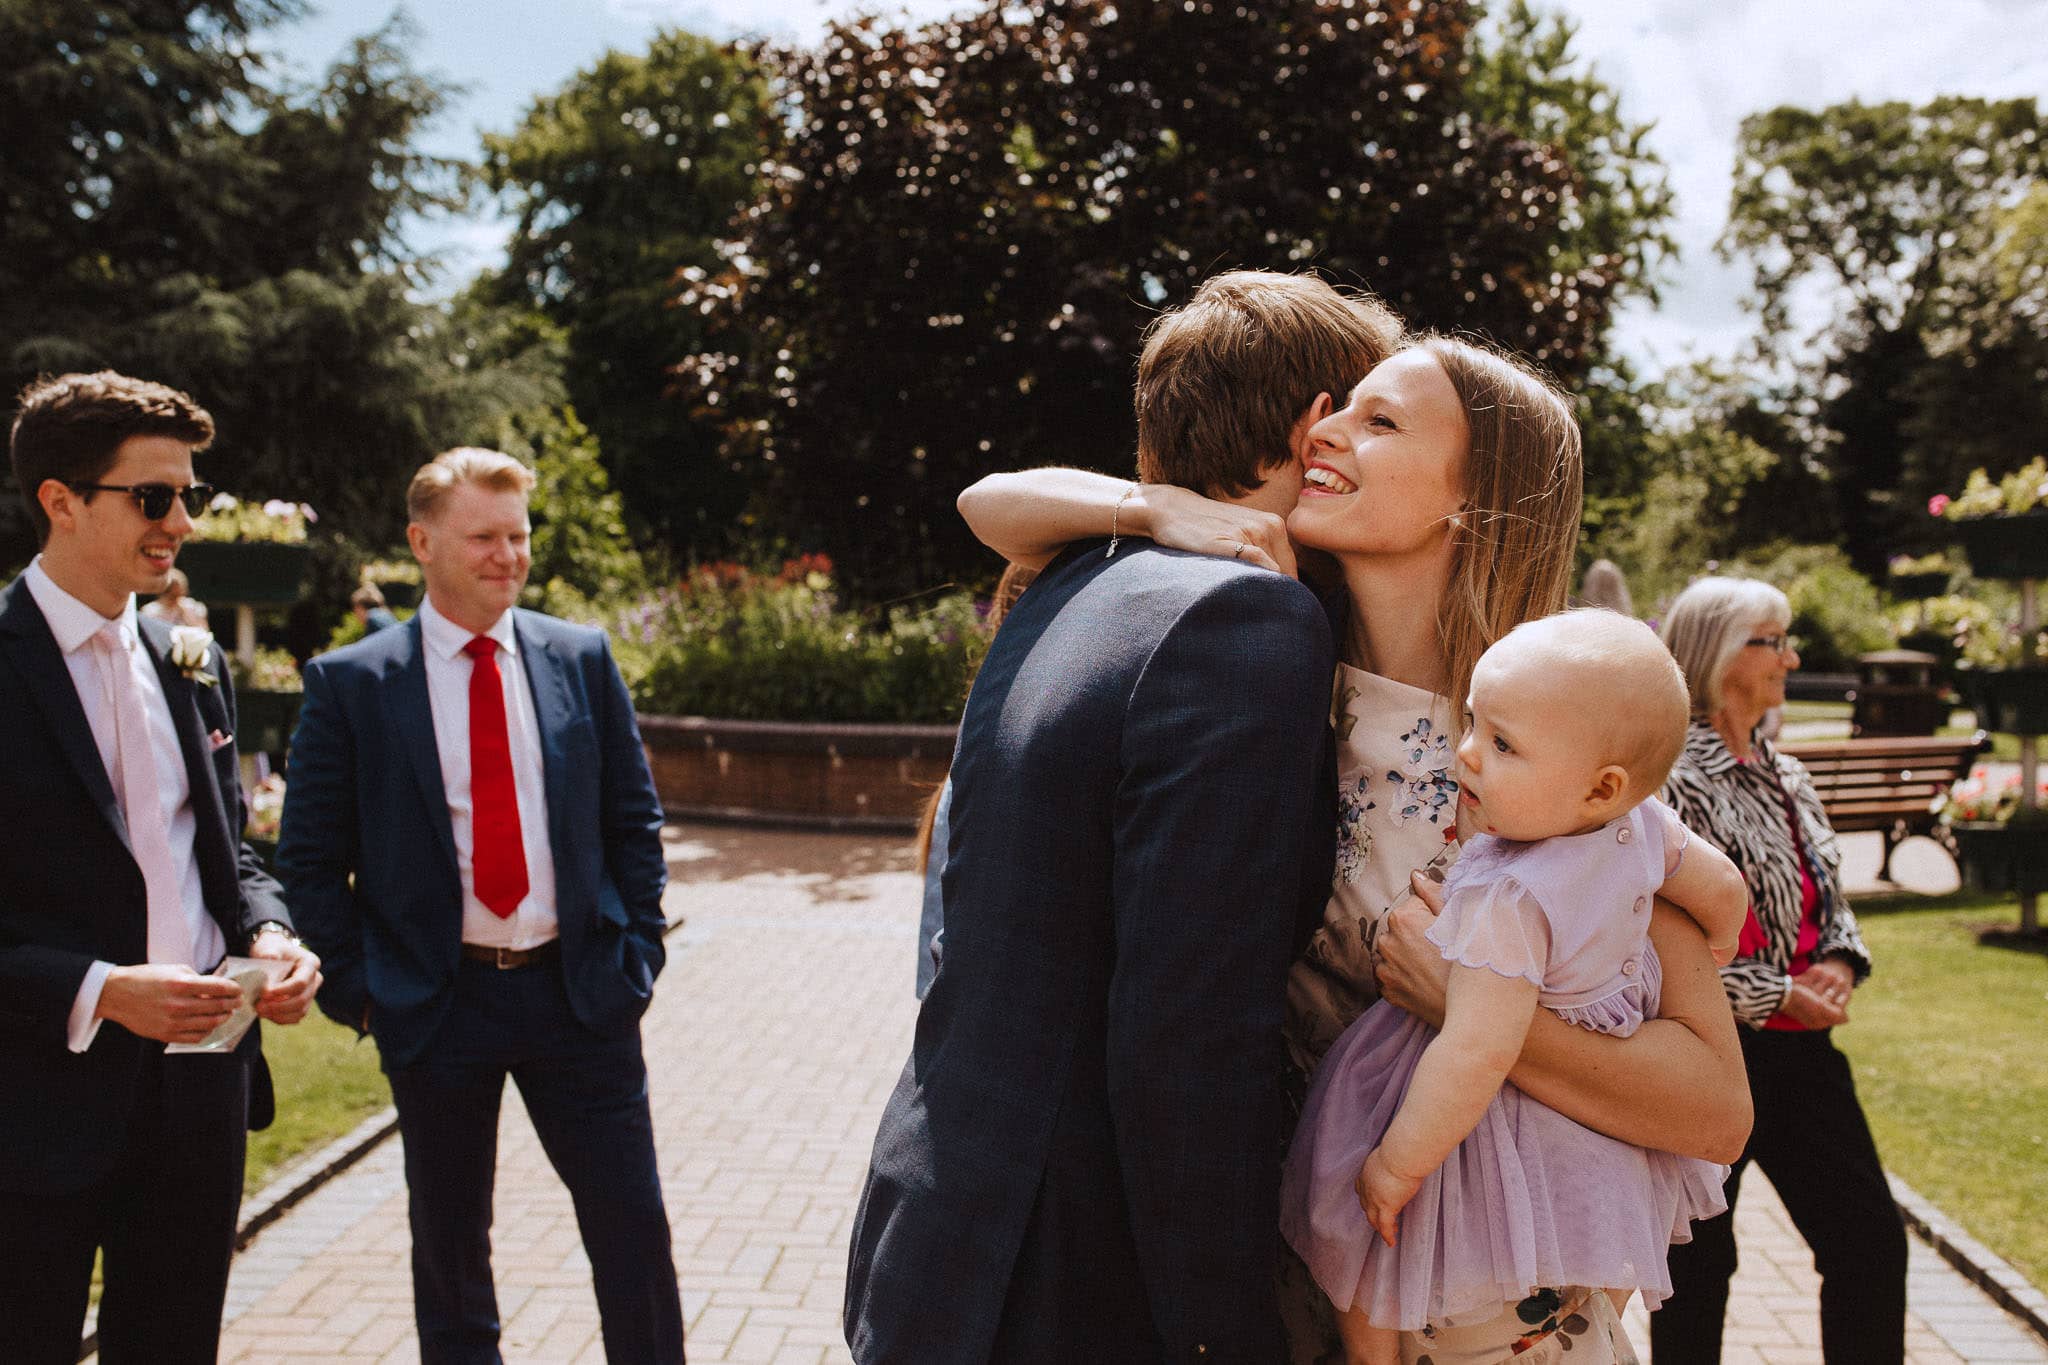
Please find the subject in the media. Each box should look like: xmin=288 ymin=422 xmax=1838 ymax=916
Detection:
xmin=962 ymin=334 xmax=1749 ymax=1363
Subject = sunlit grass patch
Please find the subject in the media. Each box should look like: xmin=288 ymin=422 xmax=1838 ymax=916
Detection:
xmin=1839 ymin=893 xmax=2048 ymax=1288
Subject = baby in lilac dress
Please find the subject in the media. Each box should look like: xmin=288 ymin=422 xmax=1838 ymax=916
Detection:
xmin=1280 ymin=610 xmax=1749 ymax=1364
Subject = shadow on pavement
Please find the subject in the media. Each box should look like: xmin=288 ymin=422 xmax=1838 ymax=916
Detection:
xmin=660 ymin=819 xmax=920 ymax=898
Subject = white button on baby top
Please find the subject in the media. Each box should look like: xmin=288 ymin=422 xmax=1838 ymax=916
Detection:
xmin=1634 ymin=896 xmax=1649 ymax=913
xmin=1622 ymin=958 xmax=1639 ymax=976
xmin=1617 ymin=825 xmax=1634 ymax=844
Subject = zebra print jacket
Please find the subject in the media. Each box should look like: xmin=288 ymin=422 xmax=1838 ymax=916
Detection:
xmin=1660 ymin=720 xmax=1872 ymax=1028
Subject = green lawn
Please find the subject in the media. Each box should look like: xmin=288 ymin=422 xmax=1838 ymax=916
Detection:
xmin=1836 ymin=893 xmax=2048 ymax=1288
xmin=1780 ymin=699 xmax=1854 ymax=725
xmin=246 ymin=1011 xmax=391 ymax=1192
xmin=1941 ymin=720 xmax=2024 ymax=761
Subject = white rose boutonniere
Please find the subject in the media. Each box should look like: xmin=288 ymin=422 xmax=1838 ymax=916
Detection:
xmin=169 ymin=625 xmax=219 ymax=686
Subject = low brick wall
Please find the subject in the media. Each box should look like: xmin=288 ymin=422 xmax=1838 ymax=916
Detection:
xmin=638 ymin=715 xmax=956 ymax=832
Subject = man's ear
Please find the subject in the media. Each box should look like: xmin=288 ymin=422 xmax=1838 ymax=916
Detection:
xmin=37 ymin=478 xmax=78 ymax=535
xmin=405 ymin=520 xmax=432 ymax=565
xmin=1284 ymin=393 xmax=1335 ymax=471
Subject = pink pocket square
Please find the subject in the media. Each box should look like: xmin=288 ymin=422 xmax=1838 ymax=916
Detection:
xmin=208 ymin=729 xmax=234 ymax=753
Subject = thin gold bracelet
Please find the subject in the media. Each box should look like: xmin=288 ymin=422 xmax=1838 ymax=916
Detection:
xmin=1105 ymin=483 xmax=1140 ymax=558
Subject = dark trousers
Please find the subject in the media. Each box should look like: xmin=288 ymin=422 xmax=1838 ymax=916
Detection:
xmin=0 ymin=1046 xmax=249 ymax=1365
xmin=1651 ymin=1027 xmax=1907 ymax=1364
xmin=386 ymin=956 xmax=684 ymax=1365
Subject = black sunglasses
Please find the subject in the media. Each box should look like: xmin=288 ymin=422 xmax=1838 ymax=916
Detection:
xmin=66 ymin=482 xmax=217 ymax=521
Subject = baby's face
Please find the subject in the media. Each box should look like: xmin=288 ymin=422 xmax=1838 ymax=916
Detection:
xmin=1454 ymin=645 xmax=1620 ymax=843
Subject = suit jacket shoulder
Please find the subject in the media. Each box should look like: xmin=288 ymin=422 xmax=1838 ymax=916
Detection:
xmin=308 ymin=612 xmax=419 ymax=679
xmin=511 ymin=607 xmax=610 ymax=658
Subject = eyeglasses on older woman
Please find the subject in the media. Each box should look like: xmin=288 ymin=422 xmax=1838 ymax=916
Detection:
xmin=1743 ymin=633 xmax=1800 ymax=658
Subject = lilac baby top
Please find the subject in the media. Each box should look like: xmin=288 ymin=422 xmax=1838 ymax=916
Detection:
xmin=1279 ymin=796 xmax=1729 ymax=1331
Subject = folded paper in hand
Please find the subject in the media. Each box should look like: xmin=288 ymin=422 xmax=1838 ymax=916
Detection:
xmin=165 ymin=956 xmax=289 ymax=1055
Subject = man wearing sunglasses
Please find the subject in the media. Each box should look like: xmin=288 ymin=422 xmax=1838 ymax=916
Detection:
xmin=0 ymin=370 xmax=322 ymax=1364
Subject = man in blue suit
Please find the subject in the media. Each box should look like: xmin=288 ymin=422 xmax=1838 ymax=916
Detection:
xmin=845 ymin=272 xmax=1395 ymax=1361
xmin=0 ymin=370 xmax=322 ymax=1364
xmin=280 ymin=447 xmax=684 ymax=1364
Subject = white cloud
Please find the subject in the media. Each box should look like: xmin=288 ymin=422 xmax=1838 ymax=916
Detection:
xmin=1552 ymin=0 xmax=2048 ymax=366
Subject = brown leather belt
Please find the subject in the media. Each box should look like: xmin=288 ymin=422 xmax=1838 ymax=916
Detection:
xmin=460 ymin=939 xmax=561 ymax=970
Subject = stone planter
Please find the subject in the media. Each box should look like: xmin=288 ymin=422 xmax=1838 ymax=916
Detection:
xmin=236 ymin=688 xmax=304 ymax=759
xmin=1951 ymin=510 xmax=2048 ymax=581
xmin=1957 ymin=669 xmax=2048 ymax=737
xmin=638 ymin=715 xmax=955 ymax=832
xmin=1951 ymin=822 xmax=2048 ymax=897
xmin=177 ymin=541 xmax=310 ymax=606
xmin=1886 ymin=571 xmax=1951 ymax=600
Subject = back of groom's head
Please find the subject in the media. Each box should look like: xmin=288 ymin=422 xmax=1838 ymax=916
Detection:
xmin=1134 ymin=271 xmax=1401 ymax=497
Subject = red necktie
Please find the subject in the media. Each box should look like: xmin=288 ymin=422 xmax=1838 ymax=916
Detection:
xmin=463 ymin=636 xmax=528 ymax=918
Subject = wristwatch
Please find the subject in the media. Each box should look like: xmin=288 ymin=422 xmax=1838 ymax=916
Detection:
xmin=251 ymin=921 xmax=300 ymax=948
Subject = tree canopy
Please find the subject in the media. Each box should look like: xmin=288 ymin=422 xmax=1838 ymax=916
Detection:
xmin=0 ymin=6 xmax=549 ymax=566
xmin=483 ymin=31 xmax=767 ymax=558
xmin=680 ymin=0 xmax=1672 ymax=598
xmin=1724 ymin=96 xmax=2048 ymax=568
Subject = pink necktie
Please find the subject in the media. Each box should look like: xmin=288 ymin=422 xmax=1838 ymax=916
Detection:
xmin=94 ymin=622 xmax=188 ymax=965
xmin=463 ymin=636 xmax=528 ymax=918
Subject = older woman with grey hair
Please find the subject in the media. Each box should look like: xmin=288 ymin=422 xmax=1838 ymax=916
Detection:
xmin=1650 ymin=576 xmax=1906 ymax=1364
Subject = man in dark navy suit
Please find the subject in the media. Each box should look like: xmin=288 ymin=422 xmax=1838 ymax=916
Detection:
xmin=0 ymin=371 xmax=322 ymax=1364
xmin=279 ymin=448 xmax=683 ymax=1364
xmin=845 ymin=273 xmax=1400 ymax=1362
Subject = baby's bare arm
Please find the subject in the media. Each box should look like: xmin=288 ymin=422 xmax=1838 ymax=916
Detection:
xmin=1659 ymin=819 xmax=1749 ymax=966
xmin=1380 ymin=890 xmax=1752 ymax=1163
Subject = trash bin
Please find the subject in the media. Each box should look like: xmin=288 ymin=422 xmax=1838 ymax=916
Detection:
xmin=1849 ymin=649 xmax=1948 ymax=737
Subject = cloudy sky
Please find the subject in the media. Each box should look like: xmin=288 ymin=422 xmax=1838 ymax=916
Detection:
xmin=266 ymin=0 xmax=2048 ymax=370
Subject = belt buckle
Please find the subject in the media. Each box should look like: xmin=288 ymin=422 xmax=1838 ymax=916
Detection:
xmin=491 ymin=945 xmax=520 ymax=970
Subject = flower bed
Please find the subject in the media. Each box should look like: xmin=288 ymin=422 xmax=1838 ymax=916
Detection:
xmin=595 ymin=556 xmax=993 ymax=827
xmin=615 ymin=557 xmax=993 ymax=725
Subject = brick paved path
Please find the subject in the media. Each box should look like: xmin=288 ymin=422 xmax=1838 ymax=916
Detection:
xmin=180 ymin=822 xmax=2040 ymax=1364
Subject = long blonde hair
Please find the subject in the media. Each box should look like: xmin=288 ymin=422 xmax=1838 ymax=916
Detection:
xmin=1414 ymin=335 xmax=1584 ymax=719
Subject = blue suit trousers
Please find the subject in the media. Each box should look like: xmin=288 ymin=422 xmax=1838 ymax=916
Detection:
xmin=386 ymin=957 xmax=684 ymax=1364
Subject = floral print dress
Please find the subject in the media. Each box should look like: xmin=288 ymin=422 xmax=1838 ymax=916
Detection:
xmin=1285 ymin=663 xmax=1461 ymax=1082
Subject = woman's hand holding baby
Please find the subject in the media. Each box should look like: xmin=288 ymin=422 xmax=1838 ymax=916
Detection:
xmin=1373 ymin=873 xmax=1452 ymax=1028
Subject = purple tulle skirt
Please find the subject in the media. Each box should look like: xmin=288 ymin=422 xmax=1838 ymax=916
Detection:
xmin=1279 ymin=1000 xmax=1727 ymax=1332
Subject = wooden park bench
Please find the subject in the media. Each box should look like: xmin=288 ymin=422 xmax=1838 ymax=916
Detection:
xmin=1780 ymin=732 xmax=1989 ymax=881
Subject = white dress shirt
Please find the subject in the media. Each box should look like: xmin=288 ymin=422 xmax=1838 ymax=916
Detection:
xmin=416 ymin=596 xmax=559 ymax=949
xmin=25 ymin=558 xmax=226 ymax=1051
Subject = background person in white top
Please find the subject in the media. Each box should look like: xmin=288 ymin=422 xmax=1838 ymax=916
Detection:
xmin=280 ymin=448 xmax=684 ymax=1364
xmin=0 ymin=370 xmax=321 ymax=1365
